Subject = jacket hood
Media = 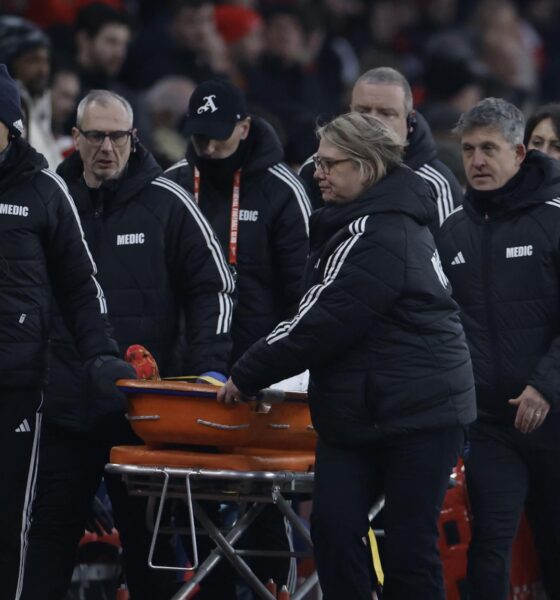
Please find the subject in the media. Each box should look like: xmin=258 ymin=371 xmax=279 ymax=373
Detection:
xmin=244 ymin=116 xmax=284 ymax=173
xmin=57 ymin=143 xmax=162 ymax=205
xmin=0 ymin=136 xmax=47 ymax=194
xmin=187 ymin=115 xmax=284 ymax=176
xmin=464 ymin=150 xmax=560 ymax=220
xmin=310 ymin=164 xmax=436 ymax=245
xmin=404 ymin=111 xmax=438 ymax=170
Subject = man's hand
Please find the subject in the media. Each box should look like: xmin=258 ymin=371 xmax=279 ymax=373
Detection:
xmin=217 ymin=377 xmax=252 ymax=405
xmin=509 ymin=385 xmax=550 ymax=433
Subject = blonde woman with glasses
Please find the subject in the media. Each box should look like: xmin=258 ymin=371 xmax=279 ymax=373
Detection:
xmin=219 ymin=112 xmax=476 ymax=599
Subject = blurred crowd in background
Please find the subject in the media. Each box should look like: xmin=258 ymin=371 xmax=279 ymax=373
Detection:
xmin=1 ymin=0 xmax=558 ymax=182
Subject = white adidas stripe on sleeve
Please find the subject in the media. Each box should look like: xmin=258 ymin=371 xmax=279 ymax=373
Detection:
xmin=417 ymin=164 xmax=454 ymax=225
xmin=41 ymin=169 xmax=108 ymax=314
xmin=266 ymin=216 xmax=369 ymax=345
xmin=268 ymin=164 xmax=312 ymax=236
xmin=152 ymin=176 xmax=235 ymax=335
xmin=164 ymin=158 xmax=189 ymax=174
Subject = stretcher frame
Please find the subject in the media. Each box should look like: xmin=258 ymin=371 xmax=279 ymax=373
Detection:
xmin=106 ymin=460 xmax=318 ymax=600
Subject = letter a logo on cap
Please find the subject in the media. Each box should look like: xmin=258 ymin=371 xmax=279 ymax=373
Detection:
xmin=197 ymin=95 xmax=218 ymax=114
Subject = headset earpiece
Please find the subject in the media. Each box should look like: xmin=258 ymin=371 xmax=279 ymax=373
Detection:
xmin=407 ymin=111 xmax=417 ymax=133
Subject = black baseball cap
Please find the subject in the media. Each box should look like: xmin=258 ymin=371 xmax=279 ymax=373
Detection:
xmin=183 ymin=79 xmax=247 ymax=140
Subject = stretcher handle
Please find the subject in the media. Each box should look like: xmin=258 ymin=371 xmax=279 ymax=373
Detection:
xmin=256 ymin=388 xmax=307 ymax=404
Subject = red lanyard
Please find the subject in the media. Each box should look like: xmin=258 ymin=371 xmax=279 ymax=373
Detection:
xmin=194 ymin=167 xmax=241 ymax=268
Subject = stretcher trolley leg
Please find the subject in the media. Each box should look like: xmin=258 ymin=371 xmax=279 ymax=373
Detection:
xmin=106 ymin=446 xmax=317 ymax=600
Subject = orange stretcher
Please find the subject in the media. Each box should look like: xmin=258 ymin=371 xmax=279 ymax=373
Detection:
xmin=120 ymin=379 xmax=316 ymax=451
xmin=107 ymin=380 xmax=319 ymax=600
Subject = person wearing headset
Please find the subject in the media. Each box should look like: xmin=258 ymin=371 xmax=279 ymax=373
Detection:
xmin=20 ymin=89 xmax=235 ymax=600
xmin=299 ymin=67 xmax=464 ymax=229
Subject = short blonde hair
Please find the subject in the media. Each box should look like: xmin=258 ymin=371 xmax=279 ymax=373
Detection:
xmin=317 ymin=113 xmax=404 ymax=186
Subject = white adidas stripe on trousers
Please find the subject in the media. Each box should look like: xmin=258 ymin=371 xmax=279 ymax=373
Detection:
xmin=14 ymin=397 xmax=43 ymax=600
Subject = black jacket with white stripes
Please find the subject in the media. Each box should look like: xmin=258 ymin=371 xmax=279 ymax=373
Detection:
xmin=299 ymin=112 xmax=463 ymax=226
xmin=437 ymin=151 xmax=560 ymax=425
xmin=46 ymin=145 xmax=234 ymax=430
xmin=165 ymin=116 xmax=311 ymax=363
xmin=231 ymin=165 xmax=476 ymax=447
xmin=0 ymin=137 xmax=119 ymax=389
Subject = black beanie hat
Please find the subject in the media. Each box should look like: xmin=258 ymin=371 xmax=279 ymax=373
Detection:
xmin=0 ymin=64 xmax=24 ymax=138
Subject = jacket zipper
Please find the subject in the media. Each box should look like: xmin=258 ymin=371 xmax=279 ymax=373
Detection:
xmin=481 ymin=212 xmax=503 ymax=400
xmin=94 ymin=195 xmax=104 ymax=219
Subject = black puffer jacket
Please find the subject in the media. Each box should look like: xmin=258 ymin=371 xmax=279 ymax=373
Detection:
xmin=165 ymin=116 xmax=310 ymax=363
xmin=437 ymin=151 xmax=560 ymax=424
xmin=299 ymin=112 xmax=463 ymax=226
xmin=232 ymin=165 xmax=476 ymax=447
xmin=46 ymin=145 xmax=234 ymax=430
xmin=0 ymin=138 xmax=118 ymax=388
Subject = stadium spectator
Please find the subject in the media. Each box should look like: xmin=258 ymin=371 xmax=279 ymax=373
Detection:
xmin=0 ymin=15 xmax=61 ymax=167
xmin=524 ymin=102 xmax=560 ymax=161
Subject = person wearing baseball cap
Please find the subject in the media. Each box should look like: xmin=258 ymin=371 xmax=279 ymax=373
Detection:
xmin=166 ymin=78 xmax=311 ymax=597
xmin=0 ymin=66 xmax=134 ymax=598
xmin=182 ymin=77 xmax=248 ymax=142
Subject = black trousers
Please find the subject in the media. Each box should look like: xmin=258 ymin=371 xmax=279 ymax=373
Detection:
xmin=0 ymin=387 xmax=42 ymax=600
xmin=466 ymin=418 xmax=560 ymax=600
xmin=311 ymin=426 xmax=464 ymax=600
xmin=19 ymin=416 xmax=179 ymax=600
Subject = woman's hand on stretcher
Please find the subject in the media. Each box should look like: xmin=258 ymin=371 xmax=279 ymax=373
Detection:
xmin=217 ymin=377 xmax=252 ymax=404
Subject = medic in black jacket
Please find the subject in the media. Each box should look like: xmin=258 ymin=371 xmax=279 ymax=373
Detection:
xmin=46 ymin=128 xmax=234 ymax=431
xmin=439 ymin=151 xmax=560 ymax=424
xmin=220 ymin=113 xmax=475 ymax=600
xmin=20 ymin=89 xmax=234 ymax=600
xmin=299 ymin=67 xmax=463 ymax=226
xmin=0 ymin=66 xmax=132 ymax=600
xmin=164 ymin=78 xmax=310 ymax=597
xmin=437 ymin=98 xmax=560 ymax=600
xmin=165 ymin=79 xmax=311 ymax=364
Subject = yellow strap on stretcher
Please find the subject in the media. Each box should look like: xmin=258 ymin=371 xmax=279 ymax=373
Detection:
xmin=368 ymin=527 xmax=384 ymax=586
xmin=163 ymin=375 xmax=225 ymax=387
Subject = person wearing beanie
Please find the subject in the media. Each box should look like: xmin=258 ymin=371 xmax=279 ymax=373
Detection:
xmin=0 ymin=15 xmax=61 ymax=167
xmin=165 ymin=78 xmax=311 ymax=597
xmin=19 ymin=89 xmax=234 ymax=600
xmin=0 ymin=64 xmax=135 ymax=599
xmin=0 ymin=63 xmax=25 ymax=139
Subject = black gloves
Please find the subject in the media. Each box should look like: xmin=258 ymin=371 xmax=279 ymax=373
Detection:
xmin=87 ymin=354 xmax=136 ymax=403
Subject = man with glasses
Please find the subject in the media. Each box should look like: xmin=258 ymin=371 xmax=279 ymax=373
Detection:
xmin=300 ymin=67 xmax=463 ymax=226
xmin=20 ymin=89 xmax=234 ymax=600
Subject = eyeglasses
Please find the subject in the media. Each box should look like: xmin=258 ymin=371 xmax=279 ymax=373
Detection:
xmin=78 ymin=128 xmax=133 ymax=147
xmin=312 ymin=154 xmax=352 ymax=174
